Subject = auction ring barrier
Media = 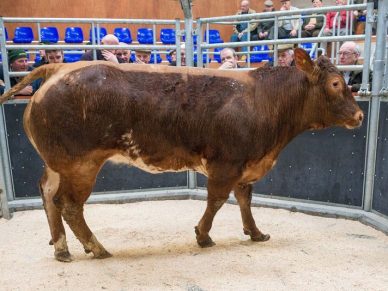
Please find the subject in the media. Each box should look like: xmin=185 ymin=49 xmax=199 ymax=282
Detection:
xmin=0 ymin=1 xmax=387 ymax=236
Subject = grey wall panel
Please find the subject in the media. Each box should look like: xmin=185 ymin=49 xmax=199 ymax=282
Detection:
xmin=373 ymin=103 xmax=388 ymax=216
xmin=4 ymin=104 xmax=187 ymax=198
xmin=198 ymin=102 xmax=368 ymax=206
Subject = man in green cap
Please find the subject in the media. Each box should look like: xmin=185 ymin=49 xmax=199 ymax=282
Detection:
xmin=0 ymin=49 xmax=35 ymax=96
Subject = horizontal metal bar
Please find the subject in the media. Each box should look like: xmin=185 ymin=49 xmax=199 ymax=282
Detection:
xmin=199 ymin=4 xmax=367 ymax=23
xmin=5 ymin=44 xmax=177 ymax=50
xmin=201 ymin=35 xmax=366 ymax=49
xmin=2 ymin=17 xmax=177 ymax=25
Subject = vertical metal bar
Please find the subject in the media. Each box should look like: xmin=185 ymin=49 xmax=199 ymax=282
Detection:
xmin=363 ymin=0 xmax=387 ymax=212
xmin=91 ymin=22 xmax=97 ymax=60
xmin=273 ymin=16 xmax=279 ymax=66
xmin=197 ymin=19 xmax=203 ymax=68
xmin=359 ymin=2 xmax=374 ymax=95
xmin=152 ymin=23 xmax=157 ymax=64
xmin=175 ymin=19 xmax=182 ymax=66
xmin=0 ymin=18 xmax=12 ymax=219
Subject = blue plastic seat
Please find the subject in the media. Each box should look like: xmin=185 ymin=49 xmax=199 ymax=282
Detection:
xmin=300 ymin=43 xmax=316 ymax=59
xmin=150 ymin=52 xmax=162 ymax=64
xmin=204 ymin=29 xmax=223 ymax=44
xmin=160 ymin=28 xmax=175 ymax=44
xmin=249 ymin=45 xmax=270 ymax=63
xmin=137 ymin=28 xmax=153 ymax=44
xmin=64 ymin=27 xmax=84 ymax=43
xmin=114 ymin=27 xmax=132 ymax=44
xmin=13 ymin=27 xmax=34 ymax=43
xmin=89 ymin=27 xmax=107 ymax=43
xmin=40 ymin=27 xmax=59 ymax=43
xmin=213 ymin=47 xmax=223 ymax=63
xmin=64 ymin=50 xmax=83 ymax=63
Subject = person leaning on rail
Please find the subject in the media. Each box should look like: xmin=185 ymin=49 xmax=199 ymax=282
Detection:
xmin=0 ymin=49 xmax=38 ymax=96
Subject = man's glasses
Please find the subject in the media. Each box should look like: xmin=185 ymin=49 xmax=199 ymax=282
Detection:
xmin=338 ymin=51 xmax=356 ymax=57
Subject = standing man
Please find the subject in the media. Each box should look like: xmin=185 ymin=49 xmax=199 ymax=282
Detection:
xmin=270 ymin=0 xmax=300 ymax=39
xmin=301 ymin=0 xmax=324 ymax=38
xmin=218 ymin=48 xmax=239 ymax=69
xmin=230 ymin=0 xmax=258 ymax=59
xmin=338 ymin=41 xmax=370 ymax=93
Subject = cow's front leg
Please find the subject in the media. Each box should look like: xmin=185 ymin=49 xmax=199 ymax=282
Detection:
xmin=234 ymin=183 xmax=270 ymax=242
xmin=195 ymin=178 xmax=234 ymax=247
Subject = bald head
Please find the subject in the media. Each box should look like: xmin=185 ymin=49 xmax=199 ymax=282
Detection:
xmin=339 ymin=41 xmax=360 ymax=65
xmin=240 ymin=0 xmax=250 ymax=13
xmin=101 ymin=34 xmax=119 ymax=45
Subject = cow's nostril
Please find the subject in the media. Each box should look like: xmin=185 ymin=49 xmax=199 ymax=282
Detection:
xmin=356 ymin=111 xmax=364 ymax=122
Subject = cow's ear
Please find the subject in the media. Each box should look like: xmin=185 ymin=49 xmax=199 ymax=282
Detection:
xmin=294 ymin=48 xmax=319 ymax=83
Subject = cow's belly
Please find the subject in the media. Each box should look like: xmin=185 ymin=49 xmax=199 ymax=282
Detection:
xmin=108 ymin=154 xmax=209 ymax=176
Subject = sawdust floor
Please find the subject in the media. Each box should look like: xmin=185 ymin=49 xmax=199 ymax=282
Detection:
xmin=1 ymin=200 xmax=388 ymax=291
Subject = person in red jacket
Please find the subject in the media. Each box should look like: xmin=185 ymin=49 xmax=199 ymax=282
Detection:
xmin=323 ymin=0 xmax=350 ymax=36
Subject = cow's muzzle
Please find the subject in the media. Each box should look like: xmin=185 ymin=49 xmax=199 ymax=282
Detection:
xmin=345 ymin=110 xmax=364 ymax=129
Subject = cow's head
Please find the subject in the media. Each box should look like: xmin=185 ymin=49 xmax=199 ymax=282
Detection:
xmin=294 ymin=48 xmax=363 ymax=129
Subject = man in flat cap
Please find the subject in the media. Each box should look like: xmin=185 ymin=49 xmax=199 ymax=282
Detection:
xmin=134 ymin=49 xmax=151 ymax=64
xmin=256 ymin=0 xmax=276 ymax=40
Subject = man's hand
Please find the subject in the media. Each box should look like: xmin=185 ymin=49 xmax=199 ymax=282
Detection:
xmin=219 ymin=61 xmax=236 ymax=70
xmin=304 ymin=24 xmax=315 ymax=31
xmin=324 ymin=27 xmax=331 ymax=34
xmin=238 ymin=32 xmax=244 ymax=39
xmin=17 ymin=85 xmax=33 ymax=96
xmin=290 ymin=29 xmax=297 ymax=37
xmin=102 ymin=50 xmax=119 ymax=63
xmin=134 ymin=57 xmax=146 ymax=64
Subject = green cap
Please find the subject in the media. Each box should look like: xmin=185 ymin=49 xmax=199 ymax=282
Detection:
xmin=8 ymin=49 xmax=28 ymax=64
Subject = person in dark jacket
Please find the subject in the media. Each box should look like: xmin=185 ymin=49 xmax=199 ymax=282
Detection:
xmin=0 ymin=49 xmax=37 ymax=96
xmin=256 ymin=0 xmax=275 ymax=40
xmin=338 ymin=41 xmax=372 ymax=93
xmin=301 ymin=0 xmax=325 ymax=38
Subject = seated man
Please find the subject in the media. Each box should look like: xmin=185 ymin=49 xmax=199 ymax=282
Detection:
xmin=270 ymin=0 xmax=299 ymax=39
xmin=0 ymin=49 xmax=36 ymax=96
xmin=301 ymin=0 xmax=324 ymax=38
xmin=81 ymin=34 xmax=124 ymax=63
xmin=256 ymin=0 xmax=275 ymax=40
xmin=116 ymin=43 xmax=132 ymax=63
xmin=230 ymin=0 xmax=258 ymax=55
xmin=169 ymin=44 xmax=186 ymax=66
xmin=218 ymin=48 xmax=239 ymax=69
xmin=134 ymin=49 xmax=151 ymax=64
xmin=338 ymin=41 xmax=371 ymax=93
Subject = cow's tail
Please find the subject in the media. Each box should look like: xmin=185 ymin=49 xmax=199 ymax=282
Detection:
xmin=0 ymin=63 xmax=65 ymax=105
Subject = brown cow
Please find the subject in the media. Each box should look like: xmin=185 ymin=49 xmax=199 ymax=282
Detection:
xmin=0 ymin=49 xmax=363 ymax=262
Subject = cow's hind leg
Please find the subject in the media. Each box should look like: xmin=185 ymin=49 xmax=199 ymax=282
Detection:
xmin=59 ymin=171 xmax=112 ymax=260
xmin=195 ymin=178 xmax=235 ymax=247
xmin=40 ymin=167 xmax=71 ymax=262
xmin=233 ymin=183 xmax=270 ymax=242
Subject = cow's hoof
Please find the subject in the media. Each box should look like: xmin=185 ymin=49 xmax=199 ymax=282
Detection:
xmin=54 ymin=250 xmax=72 ymax=262
xmin=197 ymin=238 xmax=216 ymax=248
xmin=251 ymin=233 xmax=270 ymax=242
xmin=84 ymin=248 xmax=92 ymax=254
xmin=195 ymin=226 xmax=215 ymax=248
xmin=49 ymin=239 xmax=53 ymax=245
xmin=94 ymin=250 xmax=112 ymax=259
